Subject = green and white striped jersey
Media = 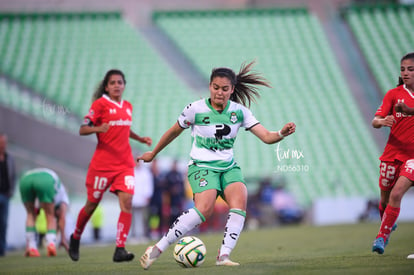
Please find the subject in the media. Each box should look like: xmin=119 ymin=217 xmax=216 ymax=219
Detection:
xmin=177 ymin=98 xmax=259 ymax=170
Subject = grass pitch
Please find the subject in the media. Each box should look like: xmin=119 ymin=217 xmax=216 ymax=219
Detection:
xmin=1 ymin=222 xmax=413 ymax=274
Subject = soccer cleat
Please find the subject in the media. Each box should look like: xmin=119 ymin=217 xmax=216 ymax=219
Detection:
xmin=68 ymin=234 xmax=80 ymax=261
xmin=47 ymin=243 xmax=57 ymax=257
xmin=216 ymin=254 xmax=240 ymax=266
xmin=113 ymin=247 xmax=135 ymax=262
xmin=140 ymin=246 xmax=161 ymax=270
xmin=25 ymin=248 xmax=40 ymax=257
xmin=385 ymin=223 xmax=397 ymax=247
xmin=372 ymin=237 xmax=385 ymax=254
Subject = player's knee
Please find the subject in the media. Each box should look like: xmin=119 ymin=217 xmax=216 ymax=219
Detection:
xmin=389 ymin=191 xmax=403 ymax=205
xmin=195 ymin=204 xmax=215 ymax=219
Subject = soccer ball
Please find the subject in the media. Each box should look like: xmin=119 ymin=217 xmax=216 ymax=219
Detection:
xmin=173 ymin=236 xmax=206 ymax=268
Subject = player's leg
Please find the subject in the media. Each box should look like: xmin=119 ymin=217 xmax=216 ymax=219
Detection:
xmin=140 ymin=166 xmax=218 ymax=269
xmin=379 ymin=189 xmax=390 ymax=220
xmin=22 ymin=201 xmax=40 ymax=257
xmin=113 ymin=190 xmax=135 ymax=262
xmin=373 ymin=175 xmax=413 ymax=254
xmin=41 ymin=202 xmax=57 ymax=256
xmin=140 ymin=191 xmax=213 ymax=269
xmin=69 ymin=199 xmax=99 ymax=261
xmin=35 ymin=174 xmax=59 ymax=257
xmin=69 ymin=169 xmax=107 ymax=261
xmin=217 ymin=181 xmax=247 ymax=266
xmin=19 ymin=176 xmax=40 ymax=257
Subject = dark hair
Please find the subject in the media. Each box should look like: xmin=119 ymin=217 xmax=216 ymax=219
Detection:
xmin=92 ymin=69 xmax=126 ymax=102
xmin=397 ymin=52 xmax=414 ymax=86
xmin=210 ymin=61 xmax=271 ymax=108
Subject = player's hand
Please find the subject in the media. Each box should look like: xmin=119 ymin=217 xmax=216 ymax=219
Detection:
xmin=60 ymin=240 xmax=69 ymax=252
xmin=280 ymin=122 xmax=296 ymax=137
xmin=137 ymin=151 xmax=155 ymax=163
xmin=381 ymin=115 xmax=396 ymax=127
xmin=395 ymin=102 xmax=411 ymax=115
xmin=97 ymin=123 xmax=110 ymax=133
xmin=140 ymin=137 xmax=153 ymax=146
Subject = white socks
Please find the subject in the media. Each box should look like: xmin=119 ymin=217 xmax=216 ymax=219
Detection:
xmin=45 ymin=231 xmax=57 ymax=246
xmin=26 ymin=229 xmax=37 ymax=249
xmin=219 ymin=209 xmax=246 ymax=257
xmin=156 ymin=208 xmax=205 ymax=252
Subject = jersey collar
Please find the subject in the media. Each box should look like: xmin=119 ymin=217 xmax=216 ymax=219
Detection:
xmin=206 ymin=98 xmax=230 ymax=114
xmin=103 ymin=94 xmax=124 ymax=108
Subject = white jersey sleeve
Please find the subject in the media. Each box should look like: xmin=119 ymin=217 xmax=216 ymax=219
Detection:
xmin=177 ymin=102 xmax=196 ymax=129
xmin=240 ymin=105 xmax=259 ymax=130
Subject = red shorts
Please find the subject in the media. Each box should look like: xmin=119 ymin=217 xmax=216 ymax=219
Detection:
xmin=379 ymin=159 xmax=414 ymax=191
xmin=85 ymin=167 xmax=135 ymax=203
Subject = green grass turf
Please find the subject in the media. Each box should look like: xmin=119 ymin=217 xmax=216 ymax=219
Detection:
xmin=1 ymin=222 xmax=413 ymax=274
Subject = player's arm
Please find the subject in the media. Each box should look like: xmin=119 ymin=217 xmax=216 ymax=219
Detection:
xmin=55 ymin=202 xmax=69 ymax=251
xmin=137 ymin=122 xmax=184 ymax=162
xmin=250 ymin=122 xmax=296 ymax=144
xmin=79 ymin=119 xmax=109 ymax=135
xmin=395 ymin=102 xmax=414 ymax=115
xmin=372 ymin=115 xmax=395 ymax=128
xmin=130 ymin=130 xmax=152 ymax=146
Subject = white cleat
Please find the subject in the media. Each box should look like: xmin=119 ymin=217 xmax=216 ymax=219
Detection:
xmin=140 ymin=246 xmax=161 ymax=270
xmin=216 ymin=254 xmax=240 ymax=266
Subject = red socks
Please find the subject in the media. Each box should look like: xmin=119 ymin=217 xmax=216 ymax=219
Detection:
xmin=116 ymin=211 xmax=132 ymax=247
xmin=73 ymin=207 xmax=92 ymax=240
xmin=377 ymin=205 xmax=400 ymax=240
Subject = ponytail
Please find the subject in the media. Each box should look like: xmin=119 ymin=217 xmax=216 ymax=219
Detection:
xmin=210 ymin=61 xmax=271 ymax=108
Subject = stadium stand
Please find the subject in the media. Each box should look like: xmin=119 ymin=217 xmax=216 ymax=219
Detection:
xmin=0 ymin=12 xmax=196 ymax=156
xmin=0 ymin=77 xmax=80 ymax=132
xmin=343 ymin=4 xmax=414 ymax=93
xmin=0 ymin=6 xmax=391 ymax=205
xmin=153 ymin=8 xmax=381 ymax=204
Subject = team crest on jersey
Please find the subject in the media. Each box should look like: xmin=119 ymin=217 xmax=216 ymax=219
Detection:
xmin=199 ymin=178 xmax=208 ymax=187
xmin=126 ymin=108 xmax=132 ymax=117
xmin=124 ymin=176 xmax=135 ymax=190
xmin=230 ymin=112 xmax=238 ymax=124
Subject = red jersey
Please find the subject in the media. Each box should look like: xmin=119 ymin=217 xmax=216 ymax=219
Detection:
xmin=375 ymin=85 xmax=414 ymax=162
xmin=84 ymin=95 xmax=135 ymax=171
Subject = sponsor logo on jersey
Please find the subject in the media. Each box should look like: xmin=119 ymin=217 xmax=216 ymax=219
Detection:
xmin=199 ymin=178 xmax=208 ymax=187
xmin=202 ymin=117 xmax=210 ymax=124
xmin=230 ymin=112 xmax=238 ymax=124
xmin=109 ymin=119 xmax=132 ymax=126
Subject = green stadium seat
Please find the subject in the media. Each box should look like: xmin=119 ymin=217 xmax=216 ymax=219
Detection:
xmin=344 ymin=4 xmax=414 ymax=93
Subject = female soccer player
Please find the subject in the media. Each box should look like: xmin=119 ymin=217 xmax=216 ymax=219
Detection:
xmin=371 ymin=52 xmax=414 ymax=254
xmin=68 ymin=69 xmax=152 ymax=262
xmin=20 ymin=168 xmax=62 ymax=257
xmin=138 ymin=61 xmax=296 ymax=269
